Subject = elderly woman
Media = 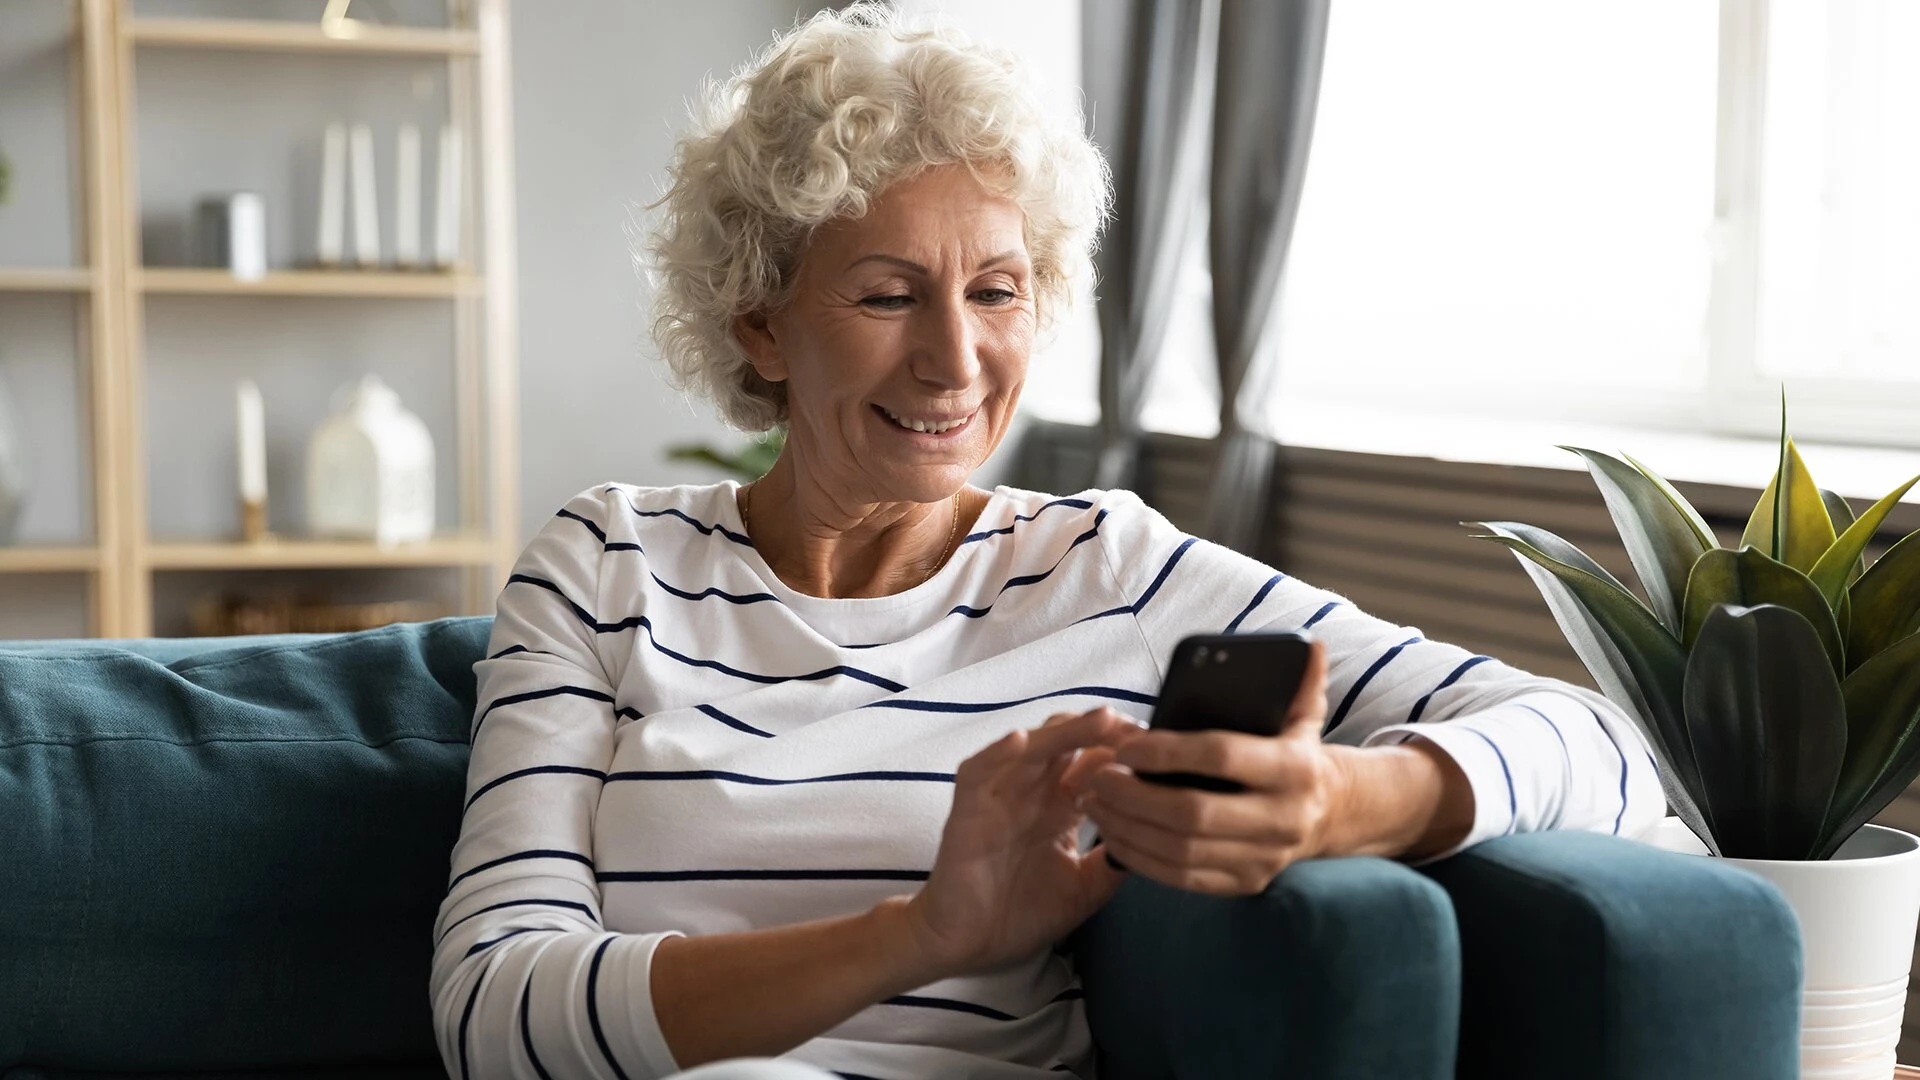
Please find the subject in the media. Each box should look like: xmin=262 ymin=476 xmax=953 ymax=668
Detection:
xmin=432 ymin=8 xmax=1664 ymax=1079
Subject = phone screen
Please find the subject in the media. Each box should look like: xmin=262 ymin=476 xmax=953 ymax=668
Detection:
xmin=1140 ymin=631 xmax=1314 ymax=791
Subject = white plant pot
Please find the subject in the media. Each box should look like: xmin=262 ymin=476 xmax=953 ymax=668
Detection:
xmin=1641 ymin=817 xmax=1920 ymax=1079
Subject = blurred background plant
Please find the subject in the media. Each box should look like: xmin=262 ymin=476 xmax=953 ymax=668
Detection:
xmin=666 ymin=426 xmax=785 ymax=482
xmin=1472 ymin=404 xmax=1920 ymax=862
xmin=0 ymin=147 xmax=13 ymax=204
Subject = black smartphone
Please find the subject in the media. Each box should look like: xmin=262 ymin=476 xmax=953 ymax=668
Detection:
xmin=1096 ymin=631 xmax=1315 ymax=872
xmin=1138 ymin=631 xmax=1316 ymax=792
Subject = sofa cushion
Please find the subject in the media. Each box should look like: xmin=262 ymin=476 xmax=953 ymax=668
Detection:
xmin=0 ymin=617 xmax=490 ymax=1073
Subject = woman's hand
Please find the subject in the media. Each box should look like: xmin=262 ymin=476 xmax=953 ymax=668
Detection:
xmin=901 ymin=707 xmax=1142 ymax=978
xmin=1078 ymin=640 xmax=1356 ymax=896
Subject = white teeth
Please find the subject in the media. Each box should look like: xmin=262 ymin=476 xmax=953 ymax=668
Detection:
xmin=881 ymin=407 xmax=968 ymax=435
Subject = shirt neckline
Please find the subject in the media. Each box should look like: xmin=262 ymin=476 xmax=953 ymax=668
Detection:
xmin=718 ymin=480 xmax=1011 ymax=618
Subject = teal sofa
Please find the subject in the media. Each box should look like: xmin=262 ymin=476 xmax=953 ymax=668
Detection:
xmin=0 ymin=618 xmax=1802 ymax=1079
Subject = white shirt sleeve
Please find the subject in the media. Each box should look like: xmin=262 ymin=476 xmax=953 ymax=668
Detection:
xmin=1093 ymin=488 xmax=1667 ymax=860
xmin=431 ymin=488 xmax=684 ymax=1080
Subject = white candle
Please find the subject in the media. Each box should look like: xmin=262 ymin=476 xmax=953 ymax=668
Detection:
xmin=433 ymin=123 xmax=462 ymax=269
xmin=317 ymin=122 xmax=346 ymax=266
xmin=394 ymin=124 xmax=421 ymax=268
xmin=237 ymin=380 xmax=266 ymax=503
xmin=349 ymin=123 xmax=380 ymax=267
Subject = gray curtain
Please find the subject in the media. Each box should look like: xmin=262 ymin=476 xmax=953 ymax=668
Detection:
xmin=1202 ymin=0 xmax=1330 ymax=552
xmin=1084 ymin=0 xmax=1217 ymax=490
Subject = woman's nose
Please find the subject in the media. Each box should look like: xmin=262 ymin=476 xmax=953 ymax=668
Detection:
xmin=909 ymin=295 xmax=983 ymax=388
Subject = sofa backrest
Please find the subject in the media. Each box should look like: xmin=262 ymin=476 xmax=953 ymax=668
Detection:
xmin=0 ymin=618 xmax=492 ymax=1076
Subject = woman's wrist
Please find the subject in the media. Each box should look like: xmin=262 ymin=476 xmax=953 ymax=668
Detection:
xmin=1320 ymin=740 xmax=1476 ymax=861
xmin=869 ymin=893 xmax=965 ymax=988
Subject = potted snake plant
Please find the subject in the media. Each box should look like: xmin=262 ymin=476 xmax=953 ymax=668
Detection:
xmin=1468 ymin=408 xmax=1920 ymax=1078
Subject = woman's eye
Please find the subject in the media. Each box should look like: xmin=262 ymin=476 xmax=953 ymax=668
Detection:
xmin=862 ymin=294 xmax=912 ymax=310
xmin=973 ymin=289 xmax=1015 ymax=305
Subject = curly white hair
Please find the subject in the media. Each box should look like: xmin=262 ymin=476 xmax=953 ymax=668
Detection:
xmin=645 ymin=2 xmax=1111 ymax=432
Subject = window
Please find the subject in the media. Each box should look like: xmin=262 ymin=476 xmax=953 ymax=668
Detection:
xmin=1025 ymin=1 xmax=1920 ymax=451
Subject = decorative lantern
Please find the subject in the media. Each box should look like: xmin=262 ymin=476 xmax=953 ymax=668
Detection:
xmin=305 ymin=375 xmax=434 ymax=546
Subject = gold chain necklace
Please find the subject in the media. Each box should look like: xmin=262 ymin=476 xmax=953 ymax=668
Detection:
xmin=741 ymin=483 xmax=963 ymax=588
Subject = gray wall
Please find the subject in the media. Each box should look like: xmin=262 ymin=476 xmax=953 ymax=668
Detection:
xmin=511 ymin=0 xmax=818 ymax=541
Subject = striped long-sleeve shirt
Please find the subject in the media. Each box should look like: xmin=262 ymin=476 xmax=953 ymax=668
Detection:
xmin=430 ymin=481 xmax=1666 ymax=1079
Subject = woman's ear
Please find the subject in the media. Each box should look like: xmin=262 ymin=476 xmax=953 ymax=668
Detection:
xmin=734 ymin=311 xmax=789 ymax=384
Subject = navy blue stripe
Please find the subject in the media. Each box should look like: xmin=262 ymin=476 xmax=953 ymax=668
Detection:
xmin=1467 ymin=727 xmax=1519 ymax=835
xmin=1133 ymin=538 xmax=1198 ymax=616
xmin=1591 ymin=706 xmax=1630 ymax=836
xmin=863 ymin=685 xmax=1157 ymax=715
xmin=960 ymin=497 xmax=1095 ymax=544
xmin=652 ymin=578 xmax=781 ymax=605
xmin=585 ymin=938 xmax=632 ymax=1080
xmin=466 ymin=765 xmax=608 ymax=810
xmin=615 ymin=706 xmax=643 ymax=722
xmin=520 ymin=971 xmax=555 ymax=1080
xmin=489 ymin=644 xmax=530 ymax=660
xmin=598 ymin=868 xmax=929 ymax=883
xmin=606 ymin=487 xmax=752 ymax=545
xmin=1073 ymin=604 xmax=1134 ymax=625
xmin=475 ymin=684 xmax=615 ymax=737
xmin=508 ymin=574 xmax=906 ymax=692
xmin=557 ymin=508 xmax=606 ymax=543
xmin=1517 ymin=704 xmax=1572 ymax=767
xmin=948 ymin=512 xmax=1106 ymax=620
xmin=465 ymin=926 xmax=542 ymax=960
xmin=1048 ymin=987 xmax=1086 ymax=1003
xmin=1405 ymin=655 xmax=1493 ymax=724
xmin=1325 ymin=635 xmax=1423 ymax=734
xmin=883 ymin=994 xmax=1019 ymax=1022
xmin=1301 ymin=601 xmax=1340 ymax=629
xmin=606 ymin=768 xmax=955 ymax=786
xmin=439 ymin=897 xmax=598 ymax=943
xmin=449 ymin=849 xmax=595 ymax=892
xmin=1224 ymin=573 xmax=1286 ymax=634
xmin=456 ymin=976 xmax=482 ymax=1080
xmin=558 ymin=511 xmax=781 ymax=603
xmin=833 ymin=1073 xmax=889 ymax=1080
xmin=697 ymin=703 xmax=775 ymax=738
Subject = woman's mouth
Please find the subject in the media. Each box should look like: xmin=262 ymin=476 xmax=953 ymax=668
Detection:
xmin=875 ymin=405 xmax=973 ymax=435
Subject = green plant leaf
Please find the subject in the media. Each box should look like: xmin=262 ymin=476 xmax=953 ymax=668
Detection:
xmin=1815 ymin=631 xmax=1920 ymax=859
xmin=1562 ymin=446 xmax=1714 ymax=634
xmin=1469 ymin=521 xmax=1715 ymax=848
xmin=1624 ymin=452 xmax=1720 ymax=547
xmin=1681 ymin=547 xmax=1845 ymax=673
xmin=1683 ymin=603 xmax=1846 ymax=860
xmin=1810 ymin=475 xmax=1920 ymax=611
xmin=1818 ymin=489 xmax=1866 ymax=587
xmin=1740 ymin=436 xmax=1834 ymax=573
xmin=1847 ymin=529 xmax=1920 ymax=670
xmin=666 ymin=427 xmax=786 ymax=483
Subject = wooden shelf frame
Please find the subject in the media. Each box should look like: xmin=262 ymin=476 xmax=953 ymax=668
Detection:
xmin=136 ymin=267 xmax=481 ymax=299
xmin=146 ymin=535 xmax=498 ymax=571
xmin=0 ymin=546 xmax=103 ymax=574
xmin=0 ymin=268 xmax=95 ymax=292
xmin=3 ymin=2 xmax=519 ymax=637
xmin=125 ymin=17 xmax=479 ymax=57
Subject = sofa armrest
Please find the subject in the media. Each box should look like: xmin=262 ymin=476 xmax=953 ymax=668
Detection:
xmin=1418 ymin=831 xmax=1802 ymax=1080
xmin=1073 ymin=856 xmax=1460 ymax=1080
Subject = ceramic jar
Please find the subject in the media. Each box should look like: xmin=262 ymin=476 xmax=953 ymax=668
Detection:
xmin=305 ymin=375 xmax=434 ymax=546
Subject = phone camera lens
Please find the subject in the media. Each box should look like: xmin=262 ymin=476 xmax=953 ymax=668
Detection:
xmin=1191 ymin=647 xmax=1209 ymax=667
xmin=1216 ymin=649 xmax=1230 ymax=663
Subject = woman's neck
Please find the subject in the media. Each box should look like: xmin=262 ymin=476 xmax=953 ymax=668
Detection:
xmin=739 ymin=462 xmax=979 ymax=599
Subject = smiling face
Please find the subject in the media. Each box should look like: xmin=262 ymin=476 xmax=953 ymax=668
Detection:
xmin=737 ymin=165 xmax=1034 ymax=508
